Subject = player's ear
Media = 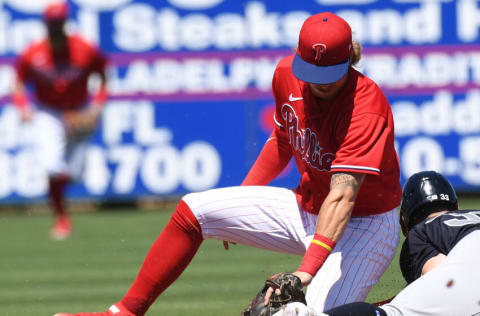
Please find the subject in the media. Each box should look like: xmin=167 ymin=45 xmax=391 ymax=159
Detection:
xmin=350 ymin=40 xmax=362 ymax=66
xmin=400 ymin=213 xmax=408 ymax=236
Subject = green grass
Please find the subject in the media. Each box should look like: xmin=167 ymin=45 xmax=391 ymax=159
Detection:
xmin=1 ymin=195 xmax=478 ymax=315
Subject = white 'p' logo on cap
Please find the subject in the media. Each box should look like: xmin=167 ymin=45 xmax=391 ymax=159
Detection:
xmin=312 ymin=43 xmax=327 ymax=64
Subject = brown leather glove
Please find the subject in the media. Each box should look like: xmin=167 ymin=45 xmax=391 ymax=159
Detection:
xmin=63 ymin=108 xmax=100 ymax=141
xmin=242 ymin=273 xmax=306 ymax=316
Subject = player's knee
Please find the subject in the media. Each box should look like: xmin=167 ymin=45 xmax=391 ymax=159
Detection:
xmin=171 ymin=199 xmax=202 ymax=237
xmin=181 ymin=191 xmax=202 ymax=208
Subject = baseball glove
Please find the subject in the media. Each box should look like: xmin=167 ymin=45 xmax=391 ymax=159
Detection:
xmin=242 ymin=273 xmax=306 ymax=316
xmin=63 ymin=108 xmax=99 ymax=141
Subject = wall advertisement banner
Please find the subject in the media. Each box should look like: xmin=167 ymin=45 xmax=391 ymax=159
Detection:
xmin=0 ymin=0 xmax=479 ymax=202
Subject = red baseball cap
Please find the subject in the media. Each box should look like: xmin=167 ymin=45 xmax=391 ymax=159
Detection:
xmin=44 ymin=2 xmax=69 ymax=21
xmin=292 ymin=12 xmax=352 ymax=84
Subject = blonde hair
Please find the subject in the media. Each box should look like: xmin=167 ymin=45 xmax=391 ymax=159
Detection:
xmin=350 ymin=40 xmax=362 ymax=66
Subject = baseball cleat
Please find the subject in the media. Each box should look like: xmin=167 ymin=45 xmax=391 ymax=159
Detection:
xmin=50 ymin=215 xmax=73 ymax=240
xmin=54 ymin=302 xmax=135 ymax=316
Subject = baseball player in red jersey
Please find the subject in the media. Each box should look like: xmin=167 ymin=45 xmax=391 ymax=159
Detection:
xmin=12 ymin=2 xmax=108 ymax=240
xmin=55 ymin=12 xmax=401 ymax=316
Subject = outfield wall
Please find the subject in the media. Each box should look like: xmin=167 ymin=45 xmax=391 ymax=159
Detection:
xmin=0 ymin=0 xmax=479 ymax=203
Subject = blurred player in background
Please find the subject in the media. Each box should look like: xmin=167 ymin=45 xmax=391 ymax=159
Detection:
xmin=285 ymin=171 xmax=480 ymax=316
xmin=55 ymin=12 xmax=401 ymax=315
xmin=12 ymin=1 xmax=108 ymax=240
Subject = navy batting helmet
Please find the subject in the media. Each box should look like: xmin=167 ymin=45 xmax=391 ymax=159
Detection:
xmin=400 ymin=170 xmax=458 ymax=235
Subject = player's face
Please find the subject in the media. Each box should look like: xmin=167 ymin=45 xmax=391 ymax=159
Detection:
xmin=46 ymin=19 xmax=67 ymax=51
xmin=308 ymin=73 xmax=349 ymax=101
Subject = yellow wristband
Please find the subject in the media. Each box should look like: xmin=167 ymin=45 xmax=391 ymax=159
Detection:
xmin=311 ymin=239 xmax=333 ymax=252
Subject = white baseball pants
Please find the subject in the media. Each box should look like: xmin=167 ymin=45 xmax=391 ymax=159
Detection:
xmin=382 ymin=230 xmax=480 ymax=316
xmin=183 ymin=185 xmax=399 ymax=312
xmin=28 ymin=106 xmax=88 ymax=180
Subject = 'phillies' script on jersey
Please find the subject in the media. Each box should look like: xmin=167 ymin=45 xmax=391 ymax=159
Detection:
xmin=271 ymin=55 xmax=402 ymax=216
xmin=281 ymin=103 xmax=335 ymax=172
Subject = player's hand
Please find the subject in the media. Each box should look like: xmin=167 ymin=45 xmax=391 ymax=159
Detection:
xmin=262 ymin=272 xmax=308 ymax=307
xmin=80 ymin=106 xmax=102 ymax=126
xmin=242 ymin=273 xmax=306 ymax=315
xmin=264 ymin=284 xmax=282 ymax=306
xmin=87 ymin=105 xmax=102 ymax=118
xmin=20 ymin=108 xmax=33 ymax=122
xmin=292 ymin=271 xmax=313 ymax=286
xmin=263 ymin=271 xmax=312 ymax=306
xmin=63 ymin=107 xmax=101 ymax=140
xmin=223 ymin=240 xmax=237 ymax=250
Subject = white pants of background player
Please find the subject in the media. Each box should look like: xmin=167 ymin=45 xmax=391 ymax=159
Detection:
xmin=381 ymin=229 xmax=480 ymax=316
xmin=183 ymin=185 xmax=399 ymax=312
xmin=28 ymin=106 xmax=88 ymax=180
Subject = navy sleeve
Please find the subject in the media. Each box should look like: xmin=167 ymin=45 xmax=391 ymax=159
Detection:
xmin=399 ymin=227 xmax=439 ymax=284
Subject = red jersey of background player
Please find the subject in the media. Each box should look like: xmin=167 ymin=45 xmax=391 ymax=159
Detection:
xmin=16 ymin=34 xmax=107 ymax=110
xmin=272 ymin=55 xmax=401 ymax=216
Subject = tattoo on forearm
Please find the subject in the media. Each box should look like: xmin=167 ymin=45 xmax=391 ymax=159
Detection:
xmin=330 ymin=173 xmax=362 ymax=190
